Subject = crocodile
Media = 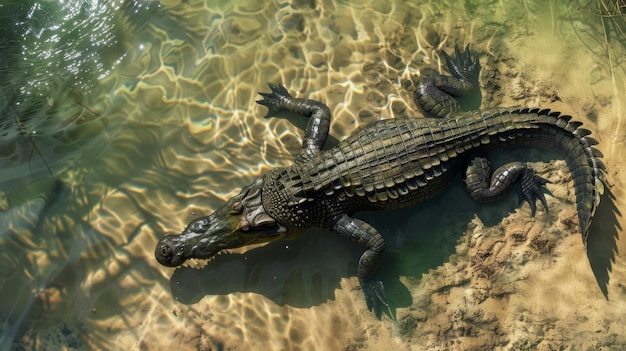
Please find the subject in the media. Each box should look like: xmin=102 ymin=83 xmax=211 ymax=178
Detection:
xmin=155 ymin=45 xmax=606 ymax=319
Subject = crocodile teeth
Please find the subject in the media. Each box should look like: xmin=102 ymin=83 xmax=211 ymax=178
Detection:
xmin=182 ymin=258 xmax=212 ymax=270
xmin=180 ymin=250 xmax=236 ymax=270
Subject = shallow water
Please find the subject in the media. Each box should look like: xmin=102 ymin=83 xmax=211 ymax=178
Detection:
xmin=1 ymin=0 xmax=625 ymax=350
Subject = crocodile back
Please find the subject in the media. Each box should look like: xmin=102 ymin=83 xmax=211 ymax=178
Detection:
xmin=294 ymin=108 xmax=540 ymax=202
xmin=284 ymin=108 xmax=604 ymax=239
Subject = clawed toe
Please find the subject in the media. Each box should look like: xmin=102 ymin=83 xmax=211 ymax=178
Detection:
xmin=255 ymin=82 xmax=293 ymax=117
xmin=362 ymin=279 xmax=395 ymax=320
xmin=520 ymin=167 xmax=550 ymax=216
xmin=441 ymin=44 xmax=481 ymax=83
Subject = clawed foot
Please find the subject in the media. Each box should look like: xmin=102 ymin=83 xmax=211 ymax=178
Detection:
xmin=441 ymin=44 xmax=481 ymax=83
xmin=362 ymin=279 xmax=395 ymax=320
xmin=256 ymin=82 xmax=292 ymax=118
xmin=519 ymin=166 xmax=550 ymax=216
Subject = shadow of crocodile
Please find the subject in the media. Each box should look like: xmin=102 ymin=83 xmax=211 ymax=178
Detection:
xmin=169 ymin=174 xmax=533 ymax=309
xmin=168 ymin=187 xmax=473 ymax=308
xmin=169 ymin=148 xmax=620 ymax=311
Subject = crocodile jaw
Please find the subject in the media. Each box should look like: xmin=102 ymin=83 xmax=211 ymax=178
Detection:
xmin=154 ymin=218 xmax=244 ymax=267
xmin=155 ymin=177 xmax=287 ymax=267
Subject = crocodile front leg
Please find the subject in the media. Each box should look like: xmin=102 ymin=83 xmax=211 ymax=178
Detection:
xmin=332 ymin=214 xmax=393 ymax=320
xmin=464 ymin=157 xmax=550 ymax=215
xmin=256 ymin=83 xmax=331 ymax=160
xmin=415 ymin=44 xmax=481 ymax=118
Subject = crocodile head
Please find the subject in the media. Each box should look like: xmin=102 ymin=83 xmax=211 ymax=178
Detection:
xmin=154 ymin=177 xmax=287 ymax=267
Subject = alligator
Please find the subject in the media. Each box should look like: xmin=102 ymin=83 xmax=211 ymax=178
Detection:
xmin=155 ymin=45 xmax=606 ymax=319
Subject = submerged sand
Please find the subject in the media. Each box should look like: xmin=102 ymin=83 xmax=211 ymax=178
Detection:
xmin=3 ymin=0 xmax=626 ymax=350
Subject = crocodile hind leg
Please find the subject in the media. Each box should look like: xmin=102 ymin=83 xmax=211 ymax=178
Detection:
xmin=414 ymin=44 xmax=481 ymax=118
xmin=256 ymin=83 xmax=331 ymax=160
xmin=464 ymin=157 xmax=550 ymax=215
xmin=332 ymin=214 xmax=394 ymax=320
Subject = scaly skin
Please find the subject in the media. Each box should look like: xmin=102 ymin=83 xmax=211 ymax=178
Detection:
xmin=155 ymin=45 xmax=606 ymax=319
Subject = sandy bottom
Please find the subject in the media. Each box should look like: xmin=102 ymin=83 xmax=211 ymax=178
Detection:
xmin=2 ymin=0 xmax=626 ymax=350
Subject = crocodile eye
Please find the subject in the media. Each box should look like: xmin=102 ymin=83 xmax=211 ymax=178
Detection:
xmin=231 ymin=201 xmax=243 ymax=214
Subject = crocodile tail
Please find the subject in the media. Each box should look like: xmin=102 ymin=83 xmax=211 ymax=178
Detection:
xmin=516 ymin=108 xmax=606 ymax=242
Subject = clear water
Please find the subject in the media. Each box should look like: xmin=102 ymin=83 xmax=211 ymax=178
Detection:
xmin=1 ymin=0 xmax=625 ymax=350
